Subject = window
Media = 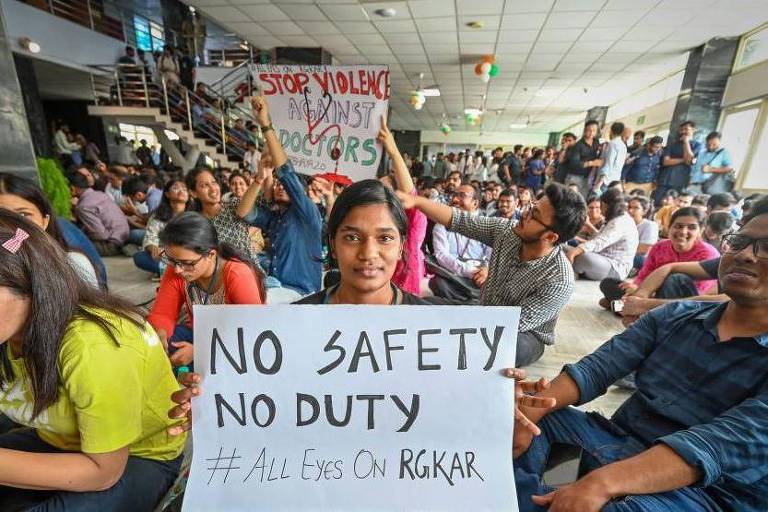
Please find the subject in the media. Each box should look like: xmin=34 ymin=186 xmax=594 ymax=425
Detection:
xmin=719 ymin=106 xmax=760 ymax=176
xmin=134 ymin=16 xmax=165 ymax=52
xmin=119 ymin=123 xmax=156 ymax=147
xmin=735 ymin=25 xmax=768 ymax=71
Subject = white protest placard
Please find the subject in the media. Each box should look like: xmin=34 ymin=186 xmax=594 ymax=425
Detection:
xmin=252 ymin=64 xmax=389 ymax=182
xmin=183 ymin=305 xmax=520 ymax=512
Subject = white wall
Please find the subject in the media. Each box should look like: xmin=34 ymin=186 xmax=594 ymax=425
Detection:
xmin=2 ymin=0 xmax=124 ymax=72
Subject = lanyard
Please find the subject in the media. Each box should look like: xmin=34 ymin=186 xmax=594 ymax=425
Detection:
xmin=188 ymin=257 xmax=220 ymax=306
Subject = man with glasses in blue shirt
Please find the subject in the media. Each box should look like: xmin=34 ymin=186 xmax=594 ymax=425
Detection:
xmin=513 ymin=196 xmax=768 ymax=512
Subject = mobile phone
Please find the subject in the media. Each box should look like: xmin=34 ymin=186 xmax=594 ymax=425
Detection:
xmin=611 ymin=300 xmax=624 ymax=313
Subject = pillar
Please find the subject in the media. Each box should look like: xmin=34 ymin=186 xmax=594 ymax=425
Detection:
xmin=547 ymin=132 xmax=560 ymax=147
xmin=586 ymin=106 xmax=609 ymax=130
xmin=14 ymin=54 xmax=51 ymax=158
xmin=0 ymin=2 xmax=39 ymax=181
xmin=668 ymin=37 xmax=739 ymax=142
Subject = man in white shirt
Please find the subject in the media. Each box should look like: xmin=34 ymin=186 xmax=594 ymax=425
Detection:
xmin=53 ymin=124 xmax=80 ymax=165
xmin=593 ymin=122 xmax=628 ymax=193
xmin=243 ymin=141 xmax=261 ymax=174
xmin=429 ymin=183 xmax=492 ymax=302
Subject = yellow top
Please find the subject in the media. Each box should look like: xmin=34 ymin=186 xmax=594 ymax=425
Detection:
xmin=0 ymin=310 xmax=186 ymax=460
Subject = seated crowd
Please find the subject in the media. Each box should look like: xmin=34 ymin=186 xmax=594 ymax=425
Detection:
xmin=0 ymin=96 xmax=765 ymax=511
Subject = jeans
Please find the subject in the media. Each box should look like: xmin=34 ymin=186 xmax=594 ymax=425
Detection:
xmin=429 ymin=274 xmax=481 ymax=303
xmin=516 ymin=331 xmax=545 ymax=367
xmin=656 ymin=273 xmax=699 ymax=299
xmin=128 ymin=229 xmax=146 ymax=246
xmin=132 ymin=249 xmax=161 ymax=275
xmin=633 ymin=253 xmax=646 ymax=270
xmin=573 ymin=252 xmax=622 ymax=281
xmin=0 ymin=428 xmax=182 ymax=512
xmin=514 ymin=407 xmax=721 ymax=512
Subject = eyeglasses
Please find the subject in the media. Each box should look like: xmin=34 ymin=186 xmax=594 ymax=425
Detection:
xmin=160 ymin=251 xmax=207 ymax=271
xmin=521 ymin=204 xmax=556 ymax=232
xmin=170 ymin=185 xmax=187 ymax=193
xmin=451 ymin=191 xmax=474 ymax=200
xmin=721 ymin=234 xmax=768 ymax=259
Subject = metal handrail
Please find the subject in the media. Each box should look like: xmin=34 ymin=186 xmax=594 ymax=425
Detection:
xmin=88 ymin=63 xmax=256 ymax=164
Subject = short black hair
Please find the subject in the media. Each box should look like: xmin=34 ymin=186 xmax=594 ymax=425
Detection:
xmin=679 ymin=188 xmax=694 ymax=198
xmin=121 ymin=176 xmax=148 ymax=197
xmin=706 ymin=131 xmax=722 ymax=141
xmin=742 ymin=195 xmax=768 ymax=224
xmin=634 ymin=130 xmax=646 ymax=139
xmin=706 ymin=211 xmax=735 ymax=234
xmin=68 ymin=173 xmax=91 ymax=189
xmin=417 ymin=176 xmax=435 ymax=189
xmin=545 ymin=183 xmax=587 ymax=243
xmin=680 ymin=120 xmax=696 ymax=129
xmin=707 ymin=192 xmax=734 ymax=210
xmin=600 ymin=187 xmax=626 ymax=221
xmin=648 ymin=135 xmax=663 ymax=145
xmin=447 ymin=170 xmax=462 ymax=180
xmin=629 ymin=195 xmax=651 ymax=213
xmin=514 ymin=144 xmax=523 ymax=152
xmin=585 ymin=119 xmax=600 ymax=129
xmin=610 ymin=122 xmax=625 ymax=137
xmin=562 ymin=132 xmax=577 ymax=140
xmin=499 ymin=188 xmax=517 ymax=200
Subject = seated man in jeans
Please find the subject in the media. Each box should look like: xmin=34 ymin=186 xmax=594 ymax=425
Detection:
xmin=513 ymin=196 xmax=768 ymax=511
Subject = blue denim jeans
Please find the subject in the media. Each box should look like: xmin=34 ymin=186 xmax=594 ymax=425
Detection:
xmin=132 ymin=249 xmax=161 ymax=275
xmin=514 ymin=407 xmax=721 ymax=512
xmin=127 ymin=228 xmax=146 ymax=246
xmin=0 ymin=428 xmax=181 ymax=512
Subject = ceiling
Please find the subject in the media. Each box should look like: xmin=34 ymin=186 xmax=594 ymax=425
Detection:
xmin=184 ymin=0 xmax=768 ymax=133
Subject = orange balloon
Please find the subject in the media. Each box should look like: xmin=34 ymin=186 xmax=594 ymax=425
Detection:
xmin=481 ymin=54 xmax=495 ymax=64
xmin=474 ymin=63 xmax=483 ymax=75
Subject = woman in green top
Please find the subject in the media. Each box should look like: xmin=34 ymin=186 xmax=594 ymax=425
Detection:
xmin=0 ymin=209 xmax=184 ymax=511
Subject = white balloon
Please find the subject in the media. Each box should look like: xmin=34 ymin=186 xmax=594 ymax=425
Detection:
xmin=414 ymin=103 xmax=423 ymax=110
xmin=480 ymin=62 xmax=491 ymax=74
xmin=481 ymin=73 xmax=491 ymax=83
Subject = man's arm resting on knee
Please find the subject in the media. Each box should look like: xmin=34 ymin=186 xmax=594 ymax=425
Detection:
xmin=584 ymin=444 xmax=701 ymax=498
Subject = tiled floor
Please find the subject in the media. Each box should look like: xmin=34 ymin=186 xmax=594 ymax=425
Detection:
xmin=106 ymin=255 xmax=632 ymax=416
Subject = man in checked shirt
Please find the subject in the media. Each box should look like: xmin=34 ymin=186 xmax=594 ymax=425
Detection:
xmin=398 ymin=182 xmax=586 ymax=366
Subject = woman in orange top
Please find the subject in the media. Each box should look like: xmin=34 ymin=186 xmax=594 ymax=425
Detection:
xmin=147 ymin=212 xmax=264 ymax=368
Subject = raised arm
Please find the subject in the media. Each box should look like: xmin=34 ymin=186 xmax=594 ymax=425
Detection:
xmin=396 ymin=191 xmax=453 ymax=227
xmin=252 ymin=96 xmax=287 ymax=168
xmin=378 ymin=116 xmax=414 ymax=193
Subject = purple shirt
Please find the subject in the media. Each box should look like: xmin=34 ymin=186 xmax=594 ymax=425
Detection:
xmin=75 ymin=188 xmax=129 ymax=245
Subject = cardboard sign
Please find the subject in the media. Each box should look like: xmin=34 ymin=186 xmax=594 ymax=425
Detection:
xmin=252 ymin=64 xmax=390 ymax=181
xmin=182 ymin=305 xmax=519 ymax=512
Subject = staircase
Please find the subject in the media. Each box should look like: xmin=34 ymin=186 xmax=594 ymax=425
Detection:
xmin=87 ymin=64 xmax=261 ymax=170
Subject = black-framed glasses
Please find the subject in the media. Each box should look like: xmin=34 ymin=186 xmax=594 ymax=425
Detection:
xmin=721 ymin=234 xmax=768 ymax=259
xmin=451 ymin=191 xmax=475 ymax=200
xmin=160 ymin=251 xmax=207 ymax=271
xmin=521 ymin=204 xmax=556 ymax=232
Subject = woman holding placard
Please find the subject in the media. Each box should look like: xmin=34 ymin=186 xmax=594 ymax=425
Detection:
xmin=0 ymin=209 xmax=184 ymax=510
xmin=168 ymin=180 xmax=555 ymax=434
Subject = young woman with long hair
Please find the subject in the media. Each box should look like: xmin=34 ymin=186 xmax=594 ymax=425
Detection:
xmin=0 ymin=209 xmax=184 ymax=510
xmin=0 ymin=172 xmax=103 ymax=288
xmin=147 ymin=212 xmax=265 ymax=368
xmin=133 ymin=178 xmax=190 ymax=276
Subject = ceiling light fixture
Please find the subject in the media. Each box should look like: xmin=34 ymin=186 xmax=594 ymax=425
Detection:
xmin=421 ymin=88 xmax=440 ymax=97
xmin=18 ymin=37 xmax=40 ymax=54
xmin=464 ymin=108 xmax=482 ymax=116
xmin=374 ymin=8 xmax=397 ymax=17
xmin=466 ymin=21 xmax=484 ymax=29
xmin=188 ymin=5 xmax=195 ymax=12
xmin=508 ymin=123 xmax=527 ymax=129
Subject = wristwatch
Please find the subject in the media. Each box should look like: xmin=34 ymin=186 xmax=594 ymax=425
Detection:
xmin=261 ymin=123 xmax=274 ymax=133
